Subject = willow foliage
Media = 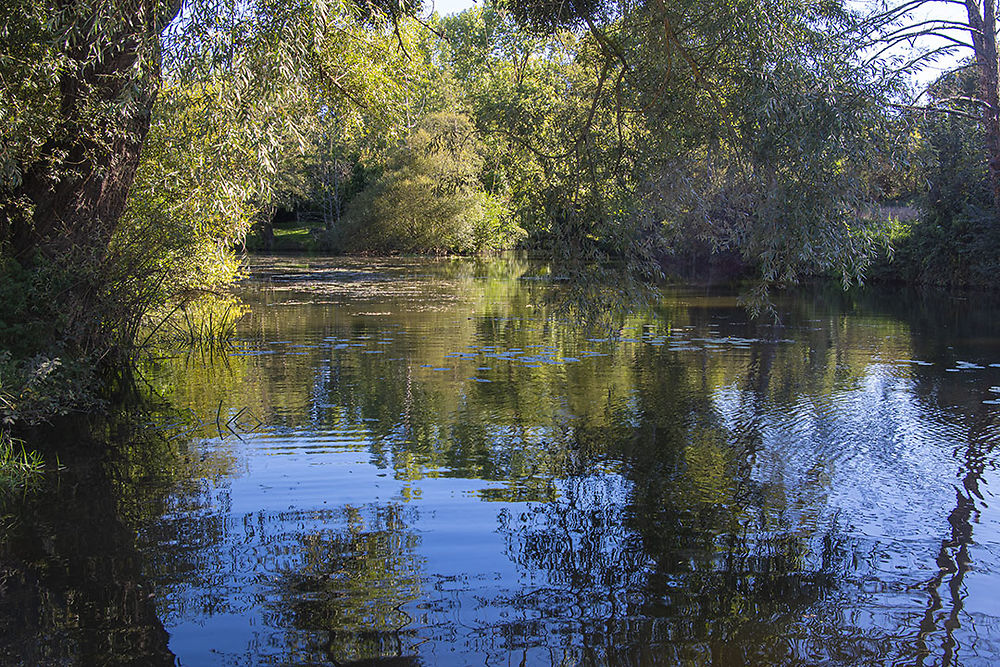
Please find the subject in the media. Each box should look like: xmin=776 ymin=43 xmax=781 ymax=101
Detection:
xmin=337 ymin=112 xmax=524 ymax=253
xmin=469 ymin=0 xmax=898 ymax=286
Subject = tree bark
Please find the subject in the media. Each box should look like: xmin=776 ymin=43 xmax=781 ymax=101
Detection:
xmin=2 ymin=0 xmax=182 ymax=261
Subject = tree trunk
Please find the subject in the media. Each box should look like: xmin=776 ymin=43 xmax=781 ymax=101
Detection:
xmin=0 ymin=1 xmax=183 ymax=354
xmin=2 ymin=0 xmax=182 ymax=261
xmin=261 ymin=206 xmax=275 ymax=251
xmin=966 ymin=0 xmax=1000 ymax=210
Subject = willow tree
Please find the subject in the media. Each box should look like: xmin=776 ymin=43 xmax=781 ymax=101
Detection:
xmin=0 ymin=0 xmax=421 ymax=359
xmin=0 ymin=0 xmax=424 ymax=425
xmin=485 ymin=0 xmax=896 ymax=290
xmin=862 ymin=0 xmax=1000 ymax=210
xmin=0 ymin=3 xmax=182 ymax=260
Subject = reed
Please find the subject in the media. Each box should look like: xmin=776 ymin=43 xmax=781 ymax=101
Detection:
xmin=0 ymin=431 xmax=43 ymax=494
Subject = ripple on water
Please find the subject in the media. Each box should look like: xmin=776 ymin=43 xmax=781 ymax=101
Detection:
xmin=117 ymin=259 xmax=1000 ymax=666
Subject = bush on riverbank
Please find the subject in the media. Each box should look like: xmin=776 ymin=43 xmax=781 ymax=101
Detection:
xmin=870 ymin=68 xmax=1000 ymax=288
xmin=329 ymin=113 xmax=525 ymax=255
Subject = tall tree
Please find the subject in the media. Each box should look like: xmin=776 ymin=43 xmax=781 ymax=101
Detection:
xmin=493 ymin=0 xmax=893 ymax=287
xmin=0 ymin=0 xmax=423 ymax=359
xmin=865 ymin=0 xmax=1000 ymax=209
xmin=1 ymin=1 xmax=183 ymax=259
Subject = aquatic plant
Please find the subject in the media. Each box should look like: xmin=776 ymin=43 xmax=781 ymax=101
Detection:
xmin=141 ymin=295 xmax=249 ymax=350
xmin=0 ymin=431 xmax=42 ymax=494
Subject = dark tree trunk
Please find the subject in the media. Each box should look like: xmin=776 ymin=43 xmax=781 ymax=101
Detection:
xmin=260 ymin=206 xmax=276 ymax=251
xmin=2 ymin=0 xmax=182 ymax=261
xmin=0 ymin=1 xmax=183 ymax=355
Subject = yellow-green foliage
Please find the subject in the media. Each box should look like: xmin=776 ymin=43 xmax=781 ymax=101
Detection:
xmin=338 ymin=112 xmax=524 ymax=254
xmin=0 ymin=431 xmax=42 ymax=493
xmin=115 ymin=83 xmax=264 ymax=307
xmin=142 ymin=295 xmax=249 ymax=348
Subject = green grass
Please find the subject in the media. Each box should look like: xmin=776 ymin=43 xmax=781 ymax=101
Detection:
xmin=0 ymin=431 xmax=43 ymax=494
xmin=273 ymin=227 xmax=312 ymax=239
xmin=272 ymin=225 xmax=324 ymax=251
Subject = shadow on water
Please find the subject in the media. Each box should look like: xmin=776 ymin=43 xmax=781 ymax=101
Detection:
xmin=3 ymin=259 xmax=1000 ymax=664
xmin=0 ymin=419 xmax=176 ymax=666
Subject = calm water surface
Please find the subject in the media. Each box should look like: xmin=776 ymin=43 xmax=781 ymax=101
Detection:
xmin=4 ymin=256 xmax=1000 ymax=666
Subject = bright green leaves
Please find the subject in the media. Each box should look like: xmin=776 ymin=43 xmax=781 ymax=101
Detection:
xmin=337 ymin=111 xmax=525 ymax=253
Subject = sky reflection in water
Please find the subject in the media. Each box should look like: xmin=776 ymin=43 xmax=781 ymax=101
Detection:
xmin=6 ymin=256 xmax=1000 ymax=666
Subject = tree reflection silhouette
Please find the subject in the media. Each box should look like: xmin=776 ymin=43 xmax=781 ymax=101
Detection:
xmin=269 ymin=503 xmax=424 ymax=663
xmin=494 ymin=358 xmax=856 ymax=664
xmin=0 ymin=423 xmax=176 ymax=666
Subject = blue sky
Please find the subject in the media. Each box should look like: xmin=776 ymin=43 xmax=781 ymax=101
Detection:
xmin=426 ymin=0 xmax=477 ymax=15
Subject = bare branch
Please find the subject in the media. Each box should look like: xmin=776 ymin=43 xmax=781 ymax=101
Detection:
xmin=889 ymin=101 xmax=983 ymax=120
xmin=936 ymin=94 xmax=995 ymax=109
xmin=880 ymin=18 xmax=984 ymax=40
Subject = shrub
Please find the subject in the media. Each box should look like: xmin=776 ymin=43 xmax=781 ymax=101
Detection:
xmin=336 ymin=112 xmax=523 ymax=254
xmin=875 ymin=67 xmax=1000 ymax=287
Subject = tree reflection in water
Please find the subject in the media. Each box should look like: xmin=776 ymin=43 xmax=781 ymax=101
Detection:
xmin=270 ymin=503 xmax=424 ymax=663
xmin=175 ymin=267 xmax=1000 ymax=664
xmin=0 ymin=426 xmax=177 ymax=666
xmin=494 ymin=414 xmax=852 ymax=664
xmin=4 ymin=260 xmax=1000 ymax=665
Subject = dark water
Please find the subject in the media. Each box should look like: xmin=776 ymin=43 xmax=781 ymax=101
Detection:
xmin=4 ymin=256 xmax=1000 ymax=666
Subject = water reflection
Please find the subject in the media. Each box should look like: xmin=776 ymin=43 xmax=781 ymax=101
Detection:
xmin=4 ymin=257 xmax=1000 ymax=665
xmin=271 ymin=503 xmax=423 ymax=662
xmin=0 ymin=425 xmax=178 ymax=665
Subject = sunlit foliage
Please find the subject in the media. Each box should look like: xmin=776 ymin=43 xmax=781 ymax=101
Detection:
xmin=335 ymin=112 xmax=524 ymax=253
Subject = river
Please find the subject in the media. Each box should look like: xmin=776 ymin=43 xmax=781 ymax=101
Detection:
xmin=2 ymin=256 xmax=1000 ymax=666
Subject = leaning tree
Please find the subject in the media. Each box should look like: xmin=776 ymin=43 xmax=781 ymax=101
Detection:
xmin=0 ymin=0 xmax=419 ymax=356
